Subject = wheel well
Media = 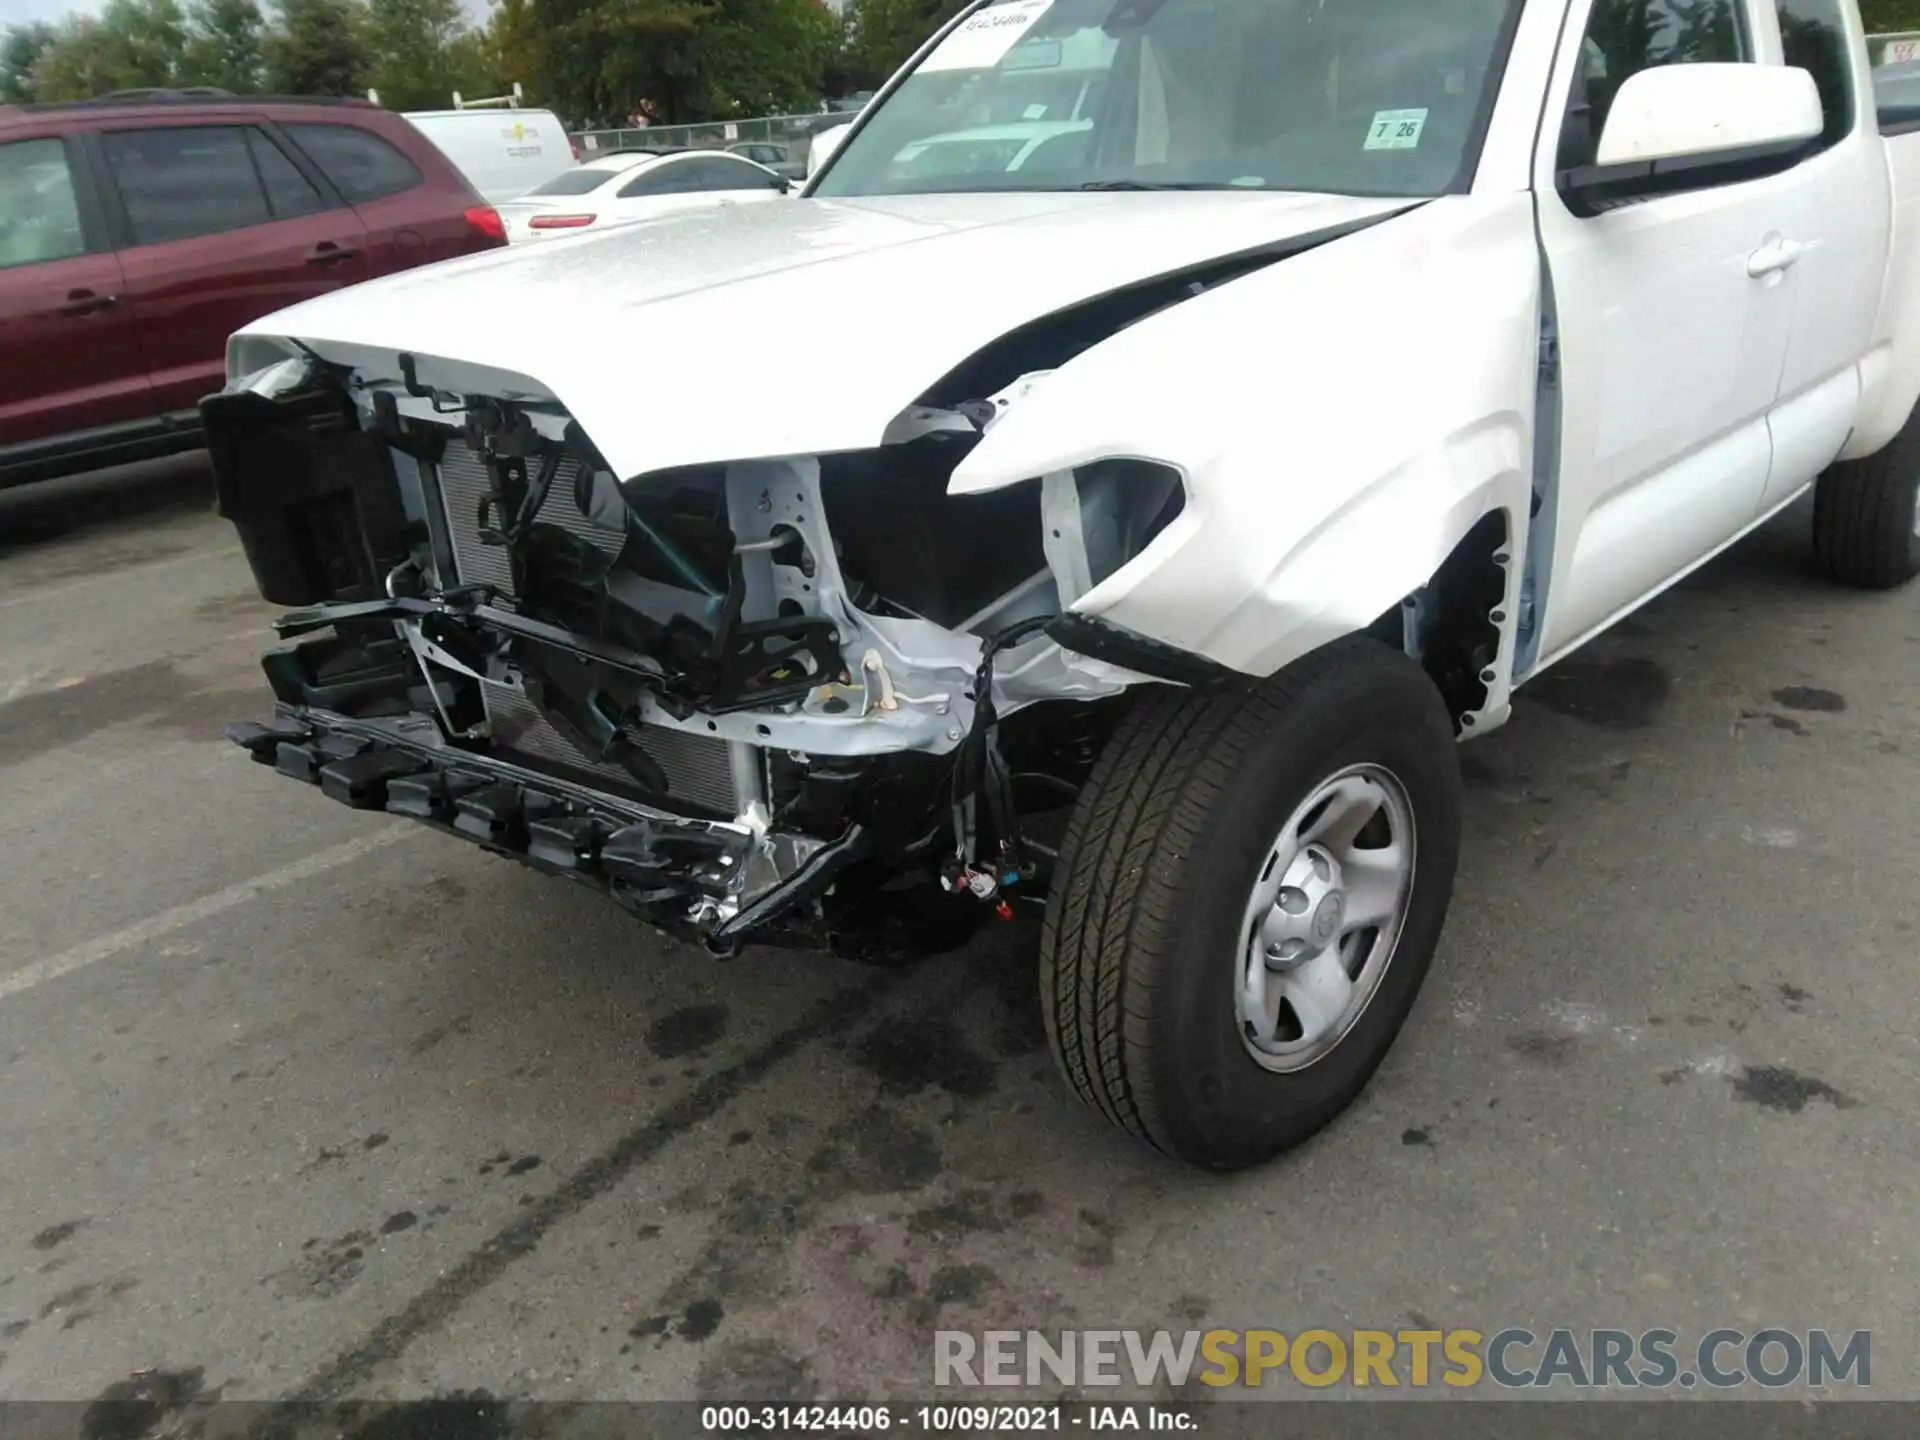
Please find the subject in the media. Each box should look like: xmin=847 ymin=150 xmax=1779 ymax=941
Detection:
xmin=1364 ymin=510 xmax=1510 ymax=731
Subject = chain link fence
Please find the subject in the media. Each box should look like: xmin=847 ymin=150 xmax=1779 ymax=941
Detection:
xmin=571 ymin=110 xmax=858 ymax=162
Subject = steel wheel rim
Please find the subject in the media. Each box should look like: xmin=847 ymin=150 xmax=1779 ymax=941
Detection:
xmin=1234 ymin=762 xmax=1418 ymax=1074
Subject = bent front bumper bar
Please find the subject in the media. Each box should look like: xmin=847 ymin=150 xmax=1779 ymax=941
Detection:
xmin=225 ymin=706 xmax=867 ymax=951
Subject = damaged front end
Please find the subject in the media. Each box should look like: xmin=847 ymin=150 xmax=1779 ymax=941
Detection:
xmin=205 ymin=350 xmax=1188 ymax=953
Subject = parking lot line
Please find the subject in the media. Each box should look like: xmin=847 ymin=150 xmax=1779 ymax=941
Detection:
xmin=0 ymin=826 xmax=410 ymax=1004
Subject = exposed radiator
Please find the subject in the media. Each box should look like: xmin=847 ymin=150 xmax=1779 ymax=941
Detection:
xmin=433 ymin=443 xmax=744 ymax=816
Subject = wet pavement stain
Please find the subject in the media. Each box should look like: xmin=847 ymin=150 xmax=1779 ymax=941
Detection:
xmin=1173 ymin=1295 xmax=1211 ymax=1325
xmin=906 ymin=1188 xmax=1007 ymax=1239
xmin=39 ymin=1281 xmax=94 ymax=1320
xmin=695 ymin=1339 xmax=818 ymax=1403
xmin=30 ymin=1219 xmax=85 ymax=1250
xmin=79 ymin=1367 xmax=208 ymax=1440
xmin=679 ymin=1298 xmax=725 ymax=1341
xmin=1771 ymin=686 xmax=1846 ymax=713
xmin=647 ymin=1004 xmax=730 ymax=1059
xmin=276 ymin=1230 xmax=373 ymax=1298
xmin=1732 ymin=1066 xmax=1858 ymax=1113
xmin=408 ymin=1016 xmax=473 ymax=1057
xmin=1521 ymin=656 xmax=1672 ymax=729
xmin=250 ymin=973 xmax=905 ymax=1417
xmin=0 ymin=661 xmax=264 ymax=771
xmin=807 ymin=1106 xmax=943 ymax=1196
xmin=851 ymin=1015 xmax=995 ymax=1099
xmin=927 ymin=1263 xmax=998 ymax=1307
xmin=1507 ymin=1032 xmax=1578 ymax=1065
xmin=1074 ymin=1209 xmax=1122 ymax=1269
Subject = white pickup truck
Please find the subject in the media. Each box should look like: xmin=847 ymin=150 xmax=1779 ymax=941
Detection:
xmin=208 ymin=0 xmax=1920 ymax=1171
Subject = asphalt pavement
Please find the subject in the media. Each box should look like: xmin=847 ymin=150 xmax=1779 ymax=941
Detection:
xmin=0 ymin=457 xmax=1915 ymax=1414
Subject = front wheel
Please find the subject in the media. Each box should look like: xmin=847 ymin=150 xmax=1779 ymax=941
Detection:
xmin=1039 ymin=637 xmax=1462 ymax=1171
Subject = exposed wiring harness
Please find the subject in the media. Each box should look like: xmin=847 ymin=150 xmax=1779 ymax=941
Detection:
xmin=942 ymin=613 xmax=1057 ymax=914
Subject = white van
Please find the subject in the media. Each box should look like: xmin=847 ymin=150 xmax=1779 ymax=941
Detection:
xmin=402 ymin=109 xmax=576 ymax=204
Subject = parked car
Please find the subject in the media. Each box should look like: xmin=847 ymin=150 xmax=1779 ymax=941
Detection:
xmin=726 ymin=141 xmax=805 ymax=185
xmin=210 ymin=0 xmax=1920 ymax=1171
xmin=806 ymin=123 xmax=852 ymax=177
xmin=495 ymin=149 xmax=788 ymax=243
xmin=0 ymin=92 xmax=506 ymax=488
xmin=402 ymin=108 xmax=576 ymax=204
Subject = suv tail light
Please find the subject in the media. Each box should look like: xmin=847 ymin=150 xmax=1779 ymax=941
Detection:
xmin=528 ymin=214 xmax=596 ymax=230
xmin=464 ymin=205 xmax=507 ymax=242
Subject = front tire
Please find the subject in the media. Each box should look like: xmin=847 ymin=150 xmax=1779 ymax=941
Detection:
xmin=1812 ymin=406 xmax=1920 ymax=589
xmin=1039 ymin=636 xmax=1462 ymax=1171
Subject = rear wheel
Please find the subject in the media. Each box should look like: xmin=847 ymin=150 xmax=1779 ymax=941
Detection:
xmin=1039 ymin=636 xmax=1461 ymax=1171
xmin=1811 ymin=405 xmax=1920 ymax=589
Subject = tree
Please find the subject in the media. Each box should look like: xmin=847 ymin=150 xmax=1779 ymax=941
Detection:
xmin=367 ymin=0 xmax=467 ymax=108
xmin=1862 ymin=0 xmax=1920 ymax=30
xmin=31 ymin=19 xmax=133 ymax=99
xmin=533 ymin=0 xmax=711 ymax=125
xmin=183 ymin=0 xmax=266 ymax=91
xmin=264 ymin=0 xmax=373 ymax=96
xmin=838 ymin=0 xmax=954 ymax=90
xmin=0 ymin=21 xmax=57 ymax=103
xmin=102 ymin=0 xmax=190 ymax=87
xmin=481 ymin=0 xmax=543 ymax=99
xmin=681 ymin=0 xmax=837 ymax=116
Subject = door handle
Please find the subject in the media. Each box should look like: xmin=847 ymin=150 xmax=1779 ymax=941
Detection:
xmin=1748 ymin=238 xmax=1807 ymax=278
xmin=57 ymin=289 xmax=118 ymax=317
xmin=306 ymin=242 xmax=359 ymax=266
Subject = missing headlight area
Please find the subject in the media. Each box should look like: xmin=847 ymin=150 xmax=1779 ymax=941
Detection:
xmin=207 ymin=355 xmax=1184 ymax=948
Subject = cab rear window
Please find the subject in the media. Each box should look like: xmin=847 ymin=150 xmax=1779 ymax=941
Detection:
xmin=283 ymin=123 xmax=423 ymax=203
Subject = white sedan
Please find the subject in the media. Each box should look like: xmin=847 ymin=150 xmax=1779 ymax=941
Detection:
xmin=497 ymin=149 xmax=790 ymax=243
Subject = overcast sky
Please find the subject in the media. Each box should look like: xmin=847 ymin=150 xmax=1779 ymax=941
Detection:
xmin=1 ymin=0 xmax=489 ymax=28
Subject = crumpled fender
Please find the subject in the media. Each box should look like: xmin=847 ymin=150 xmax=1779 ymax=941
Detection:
xmin=948 ymin=194 xmax=1541 ymax=719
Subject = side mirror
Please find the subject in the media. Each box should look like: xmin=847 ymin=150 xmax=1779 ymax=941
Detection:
xmin=1559 ymin=63 xmax=1823 ymax=216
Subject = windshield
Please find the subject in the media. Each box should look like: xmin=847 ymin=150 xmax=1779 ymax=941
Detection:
xmin=812 ymin=0 xmax=1522 ymax=198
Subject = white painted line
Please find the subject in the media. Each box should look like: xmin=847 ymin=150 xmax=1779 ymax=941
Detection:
xmin=0 ymin=826 xmax=413 ymax=1004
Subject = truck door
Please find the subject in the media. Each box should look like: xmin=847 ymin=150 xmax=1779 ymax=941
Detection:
xmin=1756 ymin=0 xmax=1893 ymax=514
xmin=1530 ymin=0 xmax=1804 ymax=663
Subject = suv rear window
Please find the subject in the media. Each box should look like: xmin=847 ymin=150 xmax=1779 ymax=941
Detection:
xmin=103 ymin=125 xmax=272 ymax=245
xmin=283 ymin=123 xmax=423 ymax=203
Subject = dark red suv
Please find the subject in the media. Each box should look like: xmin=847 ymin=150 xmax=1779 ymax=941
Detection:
xmin=0 ymin=90 xmax=507 ymax=488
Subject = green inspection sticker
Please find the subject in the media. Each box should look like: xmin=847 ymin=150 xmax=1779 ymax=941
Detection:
xmin=1365 ymin=108 xmax=1428 ymax=151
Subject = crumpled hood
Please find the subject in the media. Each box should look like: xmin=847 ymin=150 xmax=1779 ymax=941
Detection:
xmin=234 ymin=190 xmax=1408 ymax=479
